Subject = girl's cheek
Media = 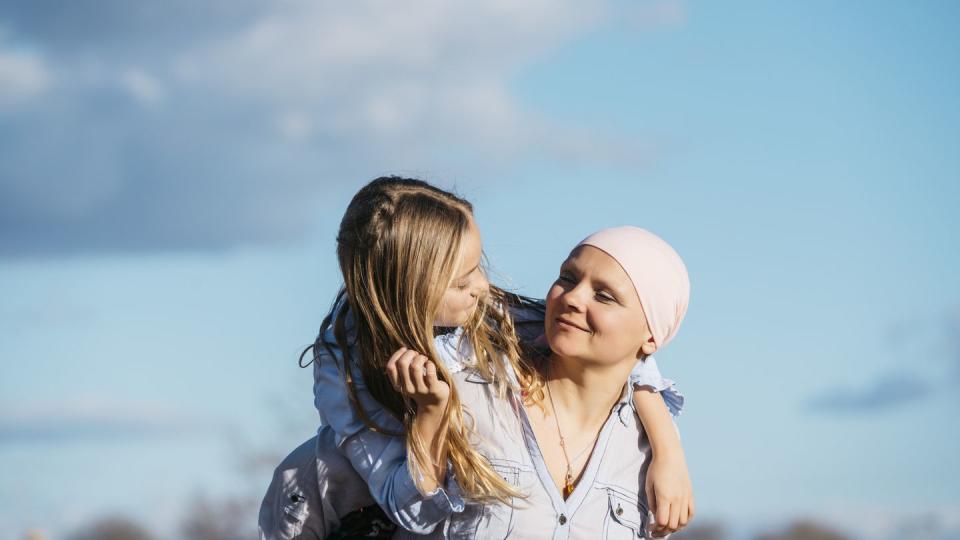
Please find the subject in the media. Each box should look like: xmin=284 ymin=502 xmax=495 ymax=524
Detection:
xmin=435 ymin=291 xmax=459 ymax=325
xmin=444 ymin=294 xmax=475 ymax=326
xmin=450 ymin=291 xmax=475 ymax=314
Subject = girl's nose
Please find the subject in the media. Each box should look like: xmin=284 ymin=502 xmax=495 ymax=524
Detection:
xmin=471 ymin=272 xmax=490 ymax=298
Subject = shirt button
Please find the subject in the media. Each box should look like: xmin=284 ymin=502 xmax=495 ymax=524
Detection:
xmin=616 ymin=505 xmax=624 ymax=516
xmin=559 ymin=514 xmax=567 ymax=525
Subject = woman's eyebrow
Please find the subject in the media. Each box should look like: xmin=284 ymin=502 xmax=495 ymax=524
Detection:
xmin=591 ymin=276 xmax=629 ymax=299
xmin=562 ymin=259 xmax=630 ymax=298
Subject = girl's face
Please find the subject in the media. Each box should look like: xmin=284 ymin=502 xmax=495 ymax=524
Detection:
xmin=435 ymin=216 xmax=488 ymax=327
xmin=545 ymin=245 xmax=655 ymax=365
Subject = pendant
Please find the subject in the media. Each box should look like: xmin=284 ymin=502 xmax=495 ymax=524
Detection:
xmin=563 ymin=470 xmax=575 ymax=498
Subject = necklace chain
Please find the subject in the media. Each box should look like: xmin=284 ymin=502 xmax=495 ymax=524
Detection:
xmin=544 ymin=378 xmax=575 ymax=498
xmin=545 ymin=375 xmax=599 ymax=499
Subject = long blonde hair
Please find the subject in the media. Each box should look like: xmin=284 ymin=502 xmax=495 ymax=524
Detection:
xmin=314 ymin=176 xmax=537 ymax=503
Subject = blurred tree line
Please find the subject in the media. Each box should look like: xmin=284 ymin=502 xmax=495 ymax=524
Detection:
xmin=674 ymin=520 xmax=849 ymax=540
xmin=52 ymin=516 xmax=852 ymax=540
xmin=60 ymin=494 xmax=260 ymax=540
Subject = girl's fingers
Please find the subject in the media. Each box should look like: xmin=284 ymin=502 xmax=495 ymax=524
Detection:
xmin=668 ymin=503 xmax=681 ymax=531
xmin=655 ymin=500 xmax=670 ymax=532
xmin=394 ymin=349 xmax=416 ymax=394
xmin=688 ymin=496 xmax=696 ymax=521
xmin=385 ymin=348 xmax=407 ymax=390
xmin=388 ymin=348 xmax=440 ymax=400
xmin=411 ymin=355 xmax=430 ymax=394
xmin=400 ymin=351 xmax=421 ymax=395
xmin=385 ymin=364 xmax=398 ymax=389
xmin=424 ymin=361 xmax=439 ymax=388
xmin=678 ymin=500 xmax=690 ymax=528
xmin=644 ymin=477 xmax=656 ymax=528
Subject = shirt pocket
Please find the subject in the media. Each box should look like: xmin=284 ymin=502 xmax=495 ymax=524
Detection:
xmin=602 ymin=486 xmax=647 ymax=539
xmin=444 ymin=458 xmax=523 ymax=539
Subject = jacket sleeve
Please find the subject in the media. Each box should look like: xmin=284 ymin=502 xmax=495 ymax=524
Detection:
xmin=259 ymin=436 xmax=333 ymax=540
xmin=313 ymin=342 xmax=464 ymax=533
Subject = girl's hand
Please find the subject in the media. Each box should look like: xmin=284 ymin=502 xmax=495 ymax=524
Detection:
xmin=385 ymin=348 xmax=450 ymax=410
xmin=645 ymin=452 xmax=694 ymax=537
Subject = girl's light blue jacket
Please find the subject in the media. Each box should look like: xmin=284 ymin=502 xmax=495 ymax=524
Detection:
xmin=309 ymin=300 xmax=683 ymax=534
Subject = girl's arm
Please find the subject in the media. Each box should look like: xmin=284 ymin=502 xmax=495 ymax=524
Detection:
xmin=629 ymin=357 xmax=694 ymax=537
xmin=384 ymin=347 xmax=451 ymax=493
xmin=313 ymin=344 xmax=463 ymax=534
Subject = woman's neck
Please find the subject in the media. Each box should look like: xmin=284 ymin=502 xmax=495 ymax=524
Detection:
xmin=543 ymin=353 xmax=633 ymax=427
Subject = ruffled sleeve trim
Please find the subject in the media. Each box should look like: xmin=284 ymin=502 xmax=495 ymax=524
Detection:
xmin=628 ymin=355 xmax=685 ymax=418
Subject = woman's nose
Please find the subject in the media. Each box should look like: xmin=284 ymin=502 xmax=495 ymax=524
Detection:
xmin=562 ymin=284 xmax=587 ymax=311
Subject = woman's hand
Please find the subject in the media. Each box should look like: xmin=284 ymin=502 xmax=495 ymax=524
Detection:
xmin=385 ymin=348 xmax=450 ymax=410
xmin=645 ymin=451 xmax=694 ymax=537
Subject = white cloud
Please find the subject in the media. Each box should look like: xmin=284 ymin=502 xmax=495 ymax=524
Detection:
xmin=0 ymin=47 xmax=53 ymax=106
xmin=174 ymin=0 xmax=609 ymax=160
xmin=119 ymin=68 xmax=165 ymax=106
xmin=1 ymin=1 xmax=678 ymax=256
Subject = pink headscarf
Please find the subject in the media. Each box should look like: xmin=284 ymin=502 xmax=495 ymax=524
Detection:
xmin=576 ymin=226 xmax=690 ymax=349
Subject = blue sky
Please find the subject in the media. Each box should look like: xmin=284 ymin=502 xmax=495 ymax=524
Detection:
xmin=1 ymin=1 xmax=958 ymax=538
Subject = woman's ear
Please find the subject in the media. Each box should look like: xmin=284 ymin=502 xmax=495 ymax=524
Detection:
xmin=638 ymin=336 xmax=657 ymax=358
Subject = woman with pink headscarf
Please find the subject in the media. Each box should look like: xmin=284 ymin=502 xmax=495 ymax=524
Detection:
xmin=388 ymin=226 xmax=692 ymax=539
xmin=512 ymin=226 xmax=692 ymax=538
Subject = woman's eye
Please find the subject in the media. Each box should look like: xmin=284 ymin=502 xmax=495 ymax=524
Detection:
xmin=557 ymin=274 xmax=574 ymax=284
xmin=595 ymin=292 xmax=615 ymax=303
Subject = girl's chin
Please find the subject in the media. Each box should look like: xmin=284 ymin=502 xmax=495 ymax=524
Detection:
xmin=434 ymin=309 xmax=474 ymax=328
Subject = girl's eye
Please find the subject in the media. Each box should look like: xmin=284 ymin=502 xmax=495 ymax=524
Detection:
xmin=557 ymin=274 xmax=574 ymax=284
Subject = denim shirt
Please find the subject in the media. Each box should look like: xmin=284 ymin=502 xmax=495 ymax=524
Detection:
xmin=310 ymin=300 xmax=683 ymax=534
xmin=391 ymin=367 xmax=663 ymax=540
xmin=266 ymin=365 xmax=668 ymax=539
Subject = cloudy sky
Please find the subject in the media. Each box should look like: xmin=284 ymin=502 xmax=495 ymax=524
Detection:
xmin=1 ymin=1 xmax=958 ymax=538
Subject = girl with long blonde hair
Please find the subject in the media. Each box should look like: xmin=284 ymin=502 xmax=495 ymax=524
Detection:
xmin=259 ymin=177 xmax=691 ymax=538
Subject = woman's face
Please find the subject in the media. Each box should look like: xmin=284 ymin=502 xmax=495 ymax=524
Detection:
xmin=435 ymin=216 xmax=488 ymax=327
xmin=545 ymin=245 xmax=654 ymax=365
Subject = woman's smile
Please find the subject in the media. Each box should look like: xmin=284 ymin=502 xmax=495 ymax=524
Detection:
xmin=555 ymin=317 xmax=590 ymax=333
